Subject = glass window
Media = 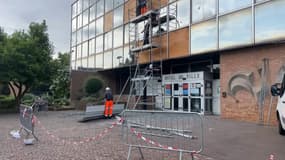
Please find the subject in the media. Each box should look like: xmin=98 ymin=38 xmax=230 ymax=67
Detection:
xmin=105 ymin=0 xmax=113 ymax=13
xmin=177 ymin=0 xmax=190 ymax=27
xmin=192 ymin=0 xmax=216 ymax=23
xmin=71 ymin=61 xmax=76 ymax=70
xmin=77 ymin=14 xmax=83 ymax=28
xmin=96 ymin=0 xmax=104 ymax=18
xmin=88 ymin=55 xmax=95 ymax=68
xmin=76 ymin=44 xmax=82 ymax=59
xmin=124 ymin=24 xmax=129 ymax=44
xmin=255 ymin=0 xmax=267 ymax=3
xmin=71 ymin=47 xmax=76 ymax=61
xmin=219 ymin=0 xmax=251 ymax=14
xmin=89 ymin=21 xmax=96 ymax=38
xmin=96 ymin=35 xmax=104 ymax=53
xmin=83 ymin=0 xmax=89 ymax=10
xmin=83 ymin=10 xmax=89 ymax=26
xmin=82 ymin=41 xmax=88 ymax=57
xmin=72 ymin=3 xmax=77 ymax=18
xmin=96 ymin=17 xmax=104 ymax=35
xmin=89 ymin=38 xmax=95 ymax=55
xmin=72 ymin=18 xmax=77 ymax=32
xmin=90 ymin=0 xmax=96 ymax=5
xmin=82 ymin=58 xmax=88 ymax=68
xmin=114 ymin=0 xmax=124 ymax=8
xmin=219 ymin=9 xmax=252 ymax=49
xmin=72 ymin=32 xmax=76 ymax=46
xmin=82 ymin=26 xmax=89 ymax=41
xmin=191 ymin=20 xmax=217 ymax=54
xmin=113 ymin=26 xmax=124 ymax=48
xmin=255 ymin=0 xmax=285 ymax=43
xmin=123 ymin=46 xmax=133 ymax=65
xmin=76 ymin=59 xmax=82 ymax=68
xmin=104 ymin=51 xmax=113 ymax=69
xmin=96 ymin=53 xmax=103 ymax=68
xmin=113 ymin=6 xmax=124 ymax=28
xmin=77 ymin=28 xmax=82 ymax=44
xmin=77 ymin=0 xmax=82 ymax=14
xmin=104 ymin=31 xmax=113 ymax=50
xmin=113 ymin=47 xmax=123 ymax=68
xmin=89 ymin=5 xmax=96 ymax=22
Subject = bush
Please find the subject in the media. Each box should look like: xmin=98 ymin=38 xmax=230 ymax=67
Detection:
xmin=84 ymin=78 xmax=103 ymax=96
xmin=53 ymin=98 xmax=70 ymax=106
xmin=22 ymin=93 xmax=36 ymax=106
xmin=0 ymin=83 xmax=10 ymax=95
xmin=0 ymin=95 xmax=16 ymax=108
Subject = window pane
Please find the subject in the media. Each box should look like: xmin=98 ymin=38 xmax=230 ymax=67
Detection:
xmin=82 ymin=58 xmax=88 ymax=68
xmin=77 ymin=0 xmax=82 ymax=14
xmin=123 ymin=46 xmax=133 ymax=65
xmin=113 ymin=6 xmax=124 ymax=28
xmin=114 ymin=0 xmax=124 ymax=8
xmin=113 ymin=47 xmax=123 ymax=68
xmin=177 ymin=0 xmax=190 ymax=27
xmin=89 ymin=5 xmax=96 ymax=22
xmin=83 ymin=10 xmax=89 ymax=26
xmin=104 ymin=51 xmax=113 ymax=69
xmin=96 ymin=35 xmax=103 ymax=53
xmin=113 ymin=26 xmax=124 ymax=48
xmin=255 ymin=0 xmax=267 ymax=3
xmin=89 ymin=38 xmax=95 ymax=55
xmin=104 ymin=31 xmax=113 ymax=50
xmin=77 ymin=14 xmax=82 ymax=28
xmin=76 ymin=44 xmax=82 ymax=59
xmin=72 ymin=3 xmax=77 ymax=18
xmin=191 ymin=20 xmax=217 ymax=54
xmin=105 ymin=0 xmax=113 ymax=13
xmin=219 ymin=0 xmax=251 ymax=14
xmin=72 ymin=18 xmax=77 ymax=32
xmin=96 ymin=0 xmax=104 ymax=18
xmin=96 ymin=17 xmax=104 ymax=35
xmin=83 ymin=26 xmax=89 ymax=41
xmin=124 ymin=24 xmax=129 ymax=44
xmin=71 ymin=47 xmax=76 ymax=61
xmin=71 ymin=61 xmax=76 ymax=70
xmin=90 ymin=0 xmax=96 ymax=5
xmin=72 ymin=32 xmax=76 ymax=46
xmin=219 ymin=9 xmax=252 ymax=49
xmin=82 ymin=41 xmax=89 ymax=57
xmin=192 ymin=0 xmax=216 ymax=23
xmin=76 ymin=59 xmax=82 ymax=68
xmin=255 ymin=0 xmax=285 ymax=43
xmin=96 ymin=53 xmax=103 ymax=68
xmin=89 ymin=21 xmax=96 ymax=38
xmin=77 ymin=28 xmax=82 ymax=44
xmin=88 ymin=55 xmax=95 ymax=68
xmin=83 ymin=0 xmax=89 ymax=10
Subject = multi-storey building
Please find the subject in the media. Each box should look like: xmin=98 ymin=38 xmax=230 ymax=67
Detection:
xmin=70 ymin=0 xmax=285 ymax=124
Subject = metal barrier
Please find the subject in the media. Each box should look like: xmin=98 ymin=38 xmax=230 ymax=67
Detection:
xmin=121 ymin=110 xmax=204 ymax=160
xmin=19 ymin=104 xmax=38 ymax=140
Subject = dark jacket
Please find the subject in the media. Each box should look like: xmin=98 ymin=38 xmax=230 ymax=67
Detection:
xmin=105 ymin=91 xmax=113 ymax=101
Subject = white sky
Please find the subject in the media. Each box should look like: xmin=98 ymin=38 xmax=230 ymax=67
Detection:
xmin=0 ymin=0 xmax=74 ymax=54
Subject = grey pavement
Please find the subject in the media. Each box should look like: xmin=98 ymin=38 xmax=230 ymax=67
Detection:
xmin=0 ymin=111 xmax=284 ymax=160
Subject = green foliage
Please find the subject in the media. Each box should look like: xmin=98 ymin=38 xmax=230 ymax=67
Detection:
xmin=0 ymin=21 xmax=54 ymax=107
xmin=49 ymin=52 xmax=70 ymax=99
xmin=21 ymin=93 xmax=36 ymax=105
xmin=0 ymin=83 xmax=10 ymax=95
xmin=0 ymin=95 xmax=16 ymax=108
xmin=84 ymin=78 xmax=103 ymax=96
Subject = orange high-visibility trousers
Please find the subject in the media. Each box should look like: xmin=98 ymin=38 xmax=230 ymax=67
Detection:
xmin=104 ymin=100 xmax=113 ymax=117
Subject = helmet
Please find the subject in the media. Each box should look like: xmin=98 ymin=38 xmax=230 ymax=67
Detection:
xmin=105 ymin=87 xmax=110 ymax=91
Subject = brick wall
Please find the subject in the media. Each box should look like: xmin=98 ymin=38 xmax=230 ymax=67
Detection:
xmin=220 ymin=44 xmax=285 ymax=124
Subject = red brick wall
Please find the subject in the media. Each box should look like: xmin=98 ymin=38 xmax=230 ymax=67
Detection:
xmin=220 ymin=44 xmax=285 ymax=124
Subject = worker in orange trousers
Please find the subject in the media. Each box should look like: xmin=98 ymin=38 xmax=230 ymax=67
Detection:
xmin=104 ymin=87 xmax=113 ymax=118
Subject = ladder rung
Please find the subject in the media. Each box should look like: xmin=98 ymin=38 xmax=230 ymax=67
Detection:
xmin=131 ymin=76 xmax=151 ymax=81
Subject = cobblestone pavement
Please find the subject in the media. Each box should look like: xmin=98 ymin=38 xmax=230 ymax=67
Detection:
xmin=1 ymin=111 xmax=284 ymax=160
xmin=0 ymin=111 xmax=213 ymax=160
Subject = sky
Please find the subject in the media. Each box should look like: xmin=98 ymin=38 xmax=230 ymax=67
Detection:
xmin=0 ymin=0 xmax=74 ymax=56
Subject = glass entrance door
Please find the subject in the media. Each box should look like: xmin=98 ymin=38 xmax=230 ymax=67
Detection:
xmin=190 ymin=82 xmax=204 ymax=114
xmin=172 ymin=83 xmax=180 ymax=111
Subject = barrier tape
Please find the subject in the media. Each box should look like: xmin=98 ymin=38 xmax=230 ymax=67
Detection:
xmin=269 ymin=154 xmax=275 ymax=160
xmin=34 ymin=116 xmax=123 ymax=145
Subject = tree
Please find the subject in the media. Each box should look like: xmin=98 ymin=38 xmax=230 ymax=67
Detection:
xmin=0 ymin=21 xmax=54 ymax=108
xmin=49 ymin=52 xmax=71 ymax=99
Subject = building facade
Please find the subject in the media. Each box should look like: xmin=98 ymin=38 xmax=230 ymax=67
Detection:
xmin=70 ymin=0 xmax=285 ymax=124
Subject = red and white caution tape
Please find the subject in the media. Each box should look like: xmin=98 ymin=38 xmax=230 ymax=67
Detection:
xmin=269 ymin=154 xmax=275 ymax=160
xmin=34 ymin=116 xmax=122 ymax=145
